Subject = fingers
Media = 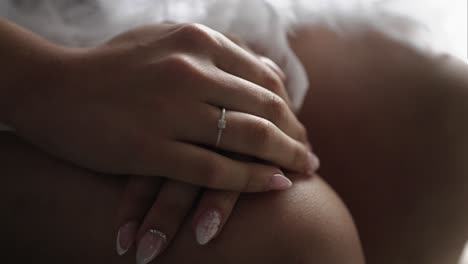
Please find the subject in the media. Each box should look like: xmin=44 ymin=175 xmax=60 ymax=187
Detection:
xmin=192 ymin=190 xmax=240 ymax=245
xmin=213 ymin=34 xmax=292 ymax=106
xmin=202 ymin=70 xmax=308 ymax=144
xmin=155 ymin=24 xmax=305 ymax=143
xmin=117 ymin=178 xmax=241 ymax=264
xmin=172 ymin=103 xmax=316 ymax=174
xmin=135 ymin=181 xmax=199 ymax=264
xmin=218 ymin=30 xmax=307 ymax=145
xmin=116 ymin=176 xmax=163 ymax=255
xmin=145 ymin=141 xmax=293 ymax=192
xmin=259 ymin=56 xmax=286 ymax=82
xmin=225 ymin=35 xmax=286 ymax=82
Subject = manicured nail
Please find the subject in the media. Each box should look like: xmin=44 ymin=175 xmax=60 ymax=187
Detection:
xmin=196 ymin=209 xmax=222 ymax=245
xmin=136 ymin=229 xmax=167 ymax=264
xmin=116 ymin=222 xmax=138 ymax=256
xmin=306 ymin=152 xmax=320 ymax=176
xmin=269 ymin=174 xmax=293 ymax=190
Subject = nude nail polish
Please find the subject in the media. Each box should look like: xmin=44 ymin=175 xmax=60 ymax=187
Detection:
xmin=136 ymin=229 xmax=167 ymax=264
xmin=196 ymin=209 xmax=222 ymax=245
xmin=269 ymin=174 xmax=293 ymax=190
xmin=116 ymin=221 xmax=138 ymax=256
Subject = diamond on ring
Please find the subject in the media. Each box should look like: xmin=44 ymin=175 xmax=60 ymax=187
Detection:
xmin=218 ymin=119 xmax=226 ymax=129
xmin=216 ymin=108 xmax=226 ymax=147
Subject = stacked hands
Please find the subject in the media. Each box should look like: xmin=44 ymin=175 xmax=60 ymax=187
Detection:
xmin=7 ymin=23 xmax=319 ymax=264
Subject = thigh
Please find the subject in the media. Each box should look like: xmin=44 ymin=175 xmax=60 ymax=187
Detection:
xmin=290 ymin=25 xmax=468 ymax=263
xmin=0 ymin=132 xmax=364 ymax=264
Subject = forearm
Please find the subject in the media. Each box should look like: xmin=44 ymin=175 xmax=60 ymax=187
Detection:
xmin=0 ymin=18 xmax=65 ymax=125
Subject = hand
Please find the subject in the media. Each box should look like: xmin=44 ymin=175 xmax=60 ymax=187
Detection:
xmin=114 ymin=41 xmax=314 ymax=263
xmin=10 ymin=23 xmax=318 ymax=192
xmin=116 ymin=177 xmax=239 ymax=264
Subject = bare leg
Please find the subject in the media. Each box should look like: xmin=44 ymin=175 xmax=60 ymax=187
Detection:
xmin=290 ymin=25 xmax=468 ymax=263
xmin=5 ymin=22 xmax=466 ymax=264
xmin=0 ymin=132 xmax=364 ymax=264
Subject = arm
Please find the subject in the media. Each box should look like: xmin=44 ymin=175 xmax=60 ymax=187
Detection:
xmin=0 ymin=18 xmax=68 ymax=125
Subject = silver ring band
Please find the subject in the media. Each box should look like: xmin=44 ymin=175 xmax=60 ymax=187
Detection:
xmin=216 ymin=108 xmax=227 ymax=147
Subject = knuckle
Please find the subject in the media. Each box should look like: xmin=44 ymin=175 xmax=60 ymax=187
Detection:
xmin=261 ymin=69 xmax=284 ymax=96
xmin=176 ymin=23 xmax=221 ymax=50
xmin=243 ymin=166 xmax=266 ymax=192
xmin=159 ymin=53 xmax=200 ymax=78
xmin=250 ymin=119 xmax=275 ymax=153
xmin=264 ymin=93 xmax=287 ymax=125
xmin=241 ymin=172 xmax=254 ymax=192
xmin=291 ymin=144 xmax=308 ymax=170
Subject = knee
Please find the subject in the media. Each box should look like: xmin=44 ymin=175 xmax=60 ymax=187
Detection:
xmin=0 ymin=133 xmax=364 ymax=263
xmin=287 ymin=178 xmax=364 ymax=263
xmin=254 ymin=176 xmax=365 ymax=264
xmin=161 ymin=176 xmax=365 ymax=264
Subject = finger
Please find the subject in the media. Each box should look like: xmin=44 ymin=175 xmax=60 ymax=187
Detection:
xmin=259 ymin=56 xmax=286 ymax=82
xmin=192 ymin=190 xmax=240 ymax=245
xmin=224 ymin=35 xmax=286 ymax=81
xmin=213 ymin=34 xmax=292 ymax=106
xmin=202 ymin=69 xmax=308 ymax=144
xmin=172 ymin=103 xmax=316 ymax=175
xmin=133 ymin=140 xmax=292 ymax=192
xmin=116 ymin=176 xmax=163 ymax=256
xmin=160 ymin=25 xmax=304 ymax=143
xmin=135 ymin=181 xmax=199 ymax=264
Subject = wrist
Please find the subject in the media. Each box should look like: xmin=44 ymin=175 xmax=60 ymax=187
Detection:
xmin=0 ymin=19 xmax=80 ymax=128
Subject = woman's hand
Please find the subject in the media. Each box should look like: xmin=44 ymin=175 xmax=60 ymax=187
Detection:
xmin=116 ymin=177 xmax=240 ymax=264
xmin=10 ymin=23 xmax=318 ymax=192
xmin=114 ymin=43 xmax=311 ymax=263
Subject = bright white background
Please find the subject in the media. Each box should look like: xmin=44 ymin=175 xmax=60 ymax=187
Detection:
xmin=441 ymin=0 xmax=467 ymax=62
xmin=381 ymin=0 xmax=467 ymax=62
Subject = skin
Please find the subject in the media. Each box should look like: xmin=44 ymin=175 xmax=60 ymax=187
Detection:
xmin=1 ymin=22 xmax=467 ymax=264
xmin=0 ymin=20 xmax=362 ymax=264
xmin=0 ymin=19 xmax=320 ymax=261
xmin=1 ymin=20 xmax=314 ymax=190
xmin=0 ymin=132 xmax=363 ymax=264
xmin=292 ymin=25 xmax=468 ymax=263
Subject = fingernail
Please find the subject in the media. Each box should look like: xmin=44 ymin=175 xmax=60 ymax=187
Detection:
xmin=116 ymin=221 xmax=138 ymax=256
xmin=269 ymin=173 xmax=293 ymax=190
xmin=196 ymin=209 xmax=222 ymax=245
xmin=136 ymin=229 xmax=167 ymax=264
xmin=306 ymin=152 xmax=320 ymax=176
